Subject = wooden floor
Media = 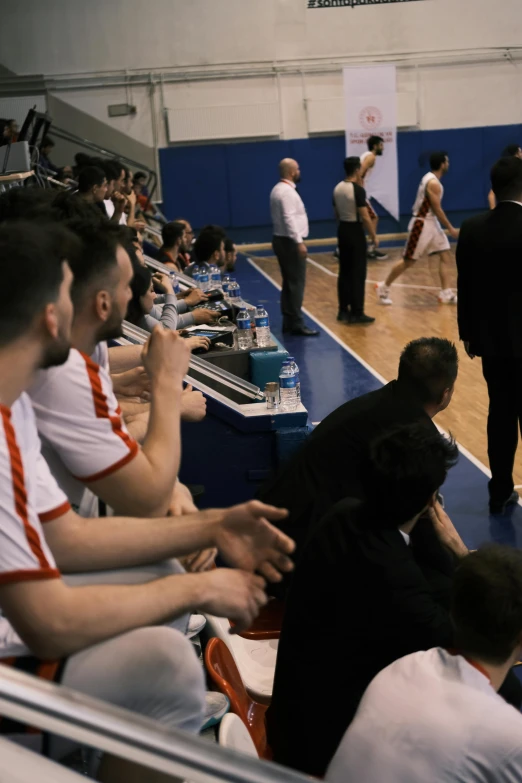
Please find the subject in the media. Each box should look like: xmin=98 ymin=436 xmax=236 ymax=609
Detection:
xmin=252 ymin=247 xmax=522 ymax=486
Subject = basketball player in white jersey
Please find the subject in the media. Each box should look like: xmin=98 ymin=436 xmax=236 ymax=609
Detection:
xmin=376 ymin=151 xmax=459 ymax=305
xmin=360 ymin=135 xmax=388 ymax=260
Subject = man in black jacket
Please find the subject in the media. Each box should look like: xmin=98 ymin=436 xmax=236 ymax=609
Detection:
xmin=258 ymin=336 xmax=458 ymax=585
xmin=266 ymin=424 xmax=521 ymax=777
xmin=456 ymin=156 xmax=522 ymax=514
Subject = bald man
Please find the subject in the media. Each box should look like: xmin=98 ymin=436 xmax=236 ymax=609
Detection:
xmin=269 ymin=159 xmax=319 ymax=336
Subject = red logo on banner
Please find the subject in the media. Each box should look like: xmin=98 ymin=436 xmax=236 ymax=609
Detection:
xmin=359 ymin=106 xmax=382 ymax=130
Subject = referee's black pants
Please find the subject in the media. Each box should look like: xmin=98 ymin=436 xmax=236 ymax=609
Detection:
xmin=272 ymin=235 xmax=306 ymax=331
xmin=482 ymin=355 xmax=522 ymax=503
xmin=337 ymin=221 xmax=367 ymax=316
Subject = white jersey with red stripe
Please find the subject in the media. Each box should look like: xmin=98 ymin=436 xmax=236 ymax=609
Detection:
xmin=0 ymin=394 xmax=70 ymax=657
xmin=28 ymin=348 xmax=139 ymax=518
xmin=412 ymin=172 xmax=443 ymax=222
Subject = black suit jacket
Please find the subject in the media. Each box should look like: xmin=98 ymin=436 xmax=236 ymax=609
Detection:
xmin=265 ymin=498 xmax=455 ymax=777
xmin=258 ymin=380 xmax=435 ymax=568
xmin=457 ymin=201 xmax=522 ymax=357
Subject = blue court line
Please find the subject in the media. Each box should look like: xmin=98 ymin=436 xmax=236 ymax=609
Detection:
xmin=237 ymin=252 xmax=522 ymax=553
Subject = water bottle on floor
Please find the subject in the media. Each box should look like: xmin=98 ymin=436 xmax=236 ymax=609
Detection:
xmin=210 ymin=265 xmax=222 ymax=290
xmin=279 ymin=360 xmax=298 ymax=412
xmin=198 ymin=265 xmax=210 ymax=292
xmin=236 ymin=308 xmax=253 ymax=350
xmin=287 ymin=356 xmax=301 ymax=403
xmin=255 ymin=305 xmax=271 ymax=347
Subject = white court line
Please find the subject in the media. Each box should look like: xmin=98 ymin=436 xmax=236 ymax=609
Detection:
xmin=305 ymin=256 xmax=440 ymax=291
xmin=248 ymin=255 xmax=496 ymax=482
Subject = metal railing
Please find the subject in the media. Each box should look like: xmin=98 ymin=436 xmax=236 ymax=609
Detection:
xmin=48 ymin=125 xmax=158 ymax=204
xmin=0 ymin=666 xmax=309 ymax=783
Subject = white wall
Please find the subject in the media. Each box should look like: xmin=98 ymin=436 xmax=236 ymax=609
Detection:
xmin=2 ymin=0 xmax=522 ymax=145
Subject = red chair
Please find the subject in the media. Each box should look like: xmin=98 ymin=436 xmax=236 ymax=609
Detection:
xmin=233 ymin=599 xmax=285 ymax=641
xmin=205 ymin=637 xmax=271 ymax=759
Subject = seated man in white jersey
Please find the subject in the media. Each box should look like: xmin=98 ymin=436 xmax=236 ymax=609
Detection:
xmin=359 ymin=135 xmax=388 ymax=260
xmin=376 ymin=151 xmax=460 ymax=305
xmin=327 ymin=544 xmax=522 ymax=783
xmin=0 ymin=221 xmax=294 ymax=782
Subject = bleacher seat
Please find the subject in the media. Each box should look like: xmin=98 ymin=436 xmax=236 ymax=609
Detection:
xmin=218 ymin=713 xmax=258 ymax=758
xmin=205 ymin=638 xmax=270 ymax=759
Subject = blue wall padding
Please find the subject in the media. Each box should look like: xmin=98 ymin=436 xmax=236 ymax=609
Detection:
xmin=159 ymin=123 xmax=522 ymax=230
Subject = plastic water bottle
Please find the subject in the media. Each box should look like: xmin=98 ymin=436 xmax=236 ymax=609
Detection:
xmin=279 ymin=360 xmax=298 ymax=412
xmin=210 ymin=265 xmax=222 ymax=291
xmin=287 ymin=356 xmax=301 ymax=403
xmin=192 ymin=265 xmax=201 ymax=285
xmin=255 ymin=305 xmax=271 ymax=348
xmin=169 ymin=272 xmax=181 ymax=295
xmin=222 ymin=274 xmax=232 ymax=299
xmin=236 ymin=308 xmax=253 ymax=350
xmin=229 ymin=278 xmax=243 ymax=306
xmin=198 ymin=265 xmax=210 ymax=292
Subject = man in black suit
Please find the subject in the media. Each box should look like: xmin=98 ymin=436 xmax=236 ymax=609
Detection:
xmin=258 ymin=337 xmax=458 ymax=585
xmin=265 ymin=424 xmax=522 ymax=778
xmin=456 ymin=156 xmax=522 ymax=514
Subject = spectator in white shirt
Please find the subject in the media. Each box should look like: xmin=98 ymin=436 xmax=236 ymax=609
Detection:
xmin=269 ymin=158 xmax=319 ymax=336
xmin=327 ymin=544 xmax=522 ymax=783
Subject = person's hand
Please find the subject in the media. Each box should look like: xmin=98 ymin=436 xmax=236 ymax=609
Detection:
xmin=112 ymin=366 xmax=151 ymax=401
xmin=449 ymin=227 xmax=460 ymax=240
xmin=169 ymin=480 xmax=198 ymax=516
xmin=141 ymin=327 xmax=190 ymax=385
xmin=184 ymin=335 xmax=211 ymax=353
xmin=183 ymin=289 xmax=208 ymax=307
xmin=127 ymin=189 xmax=137 ymax=207
xmin=180 ymin=384 xmax=207 ymax=422
xmin=196 ymin=569 xmax=268 ymax=633
xmin=214 ymin=500 xmax=294 ymax=583
xmin=463 ymin=341 xmax=475 ymax=360
xmin=179 ymin=548 xmax=217 ymax=573
xmin=297 ymin=242 xmax=308 ymax=260
xmin=429 ymin=501 xmax=469 ymax=558
xmin=193 ymin=308 xmax=219 ymax=325
xmin=134 ymin=219 xmax=147 ymax=231
xmin=180 ymin=385 xmax=207 ymax=422
xmin=111 ymin=191 xmax=127 ymax=212
xmin=152 ymin=272 xmax=174 ymax=295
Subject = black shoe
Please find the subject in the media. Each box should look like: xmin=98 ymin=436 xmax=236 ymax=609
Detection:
xmin=288 ymin=327 xmax=320 ymax=336
xmin=348 ymin=313 xmax=375 ymax=325
xmin=489 ymin=490 xmax=519 ymax=515
xmin=337 ymin=310 xmax=351 ymax=323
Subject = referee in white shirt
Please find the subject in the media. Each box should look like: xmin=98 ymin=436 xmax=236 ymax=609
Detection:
xmin=269 ymin=159 xmax=319 ymax=336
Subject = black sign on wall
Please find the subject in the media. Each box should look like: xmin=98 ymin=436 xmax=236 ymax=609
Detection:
xmin=308 ymin=0 xmax=425 ymax=7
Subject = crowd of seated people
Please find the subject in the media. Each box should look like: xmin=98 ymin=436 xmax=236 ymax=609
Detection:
xmin=2 ymin=135 xmax=522 ymax=783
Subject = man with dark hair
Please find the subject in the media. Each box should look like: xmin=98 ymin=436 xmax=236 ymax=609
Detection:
xmin=259 ymin=336 xmax=458 ymax=572
xmin=189 ymin=228 xmax=225 ymax=274
xmin=158 ymin=220 xmax=188 ymax=271
xmin=376 ymin=151 xmax=459 ymax=305
xmin=39 ymin=135 xmax=58 ymax=174
xmin=457 ymin=156 xmax=522 ymax=514
xmin=266 ymin=423 xmax=472 ymax=776
xmin=488 ymin=144 xmax=522 ymax=209
xmin=327 ymin=544 xmax=522 ymax=783
xmin=359 ymin=135 xmax=387 ymax=260
xmin=0 ymin=220 xmax=294 ymax=782
xmin=77 ymin=165 xmax=108 ymax=205
xmin=333 ymin=156 xmax=376 ymax=324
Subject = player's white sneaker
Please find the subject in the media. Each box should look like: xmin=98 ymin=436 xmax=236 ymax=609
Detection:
xmin=438 ymin=288 xmax=458 ymax=304
xmin=375 ymin=281 xmax=392 ymax=305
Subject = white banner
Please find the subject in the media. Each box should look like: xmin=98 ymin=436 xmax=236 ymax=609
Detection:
xmin=343 ymin=65 xmax=399 ymax=221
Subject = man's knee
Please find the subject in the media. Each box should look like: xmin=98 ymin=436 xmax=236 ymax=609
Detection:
xmin=403 ymin=257 xmax=416 ymax=269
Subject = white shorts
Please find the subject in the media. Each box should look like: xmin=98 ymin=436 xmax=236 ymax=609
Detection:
xmin=404 ymin=217 xmax=450 ymax=262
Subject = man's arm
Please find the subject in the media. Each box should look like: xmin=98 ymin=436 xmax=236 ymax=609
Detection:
xmin=358 ymin=206 xmax=378 ymax=247
xmin=280 ymin=193 xmax=307 ymax=259
xmin=426 ymin=179 xmax=459 ymax=238
xmin=0 ymin=568 xmax=268 ymax=660
xmin=108 ymin=344 xmax=144 ymax=374
xmin=112 ymin=367 xmax=151 ymax=401
xmin=86 ymin=328 xmax=189 ymax=517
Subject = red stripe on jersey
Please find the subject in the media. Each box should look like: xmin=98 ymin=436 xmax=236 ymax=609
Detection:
xmin=0 ymin=407 xmax=53 ymax=571
xmin=417 ymin=195 xmax=431 ymax=219
xmin=39 ymin=501 xmax=72 ymax=523
xmin=80 ymin=352 xmax=137 ymax=454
